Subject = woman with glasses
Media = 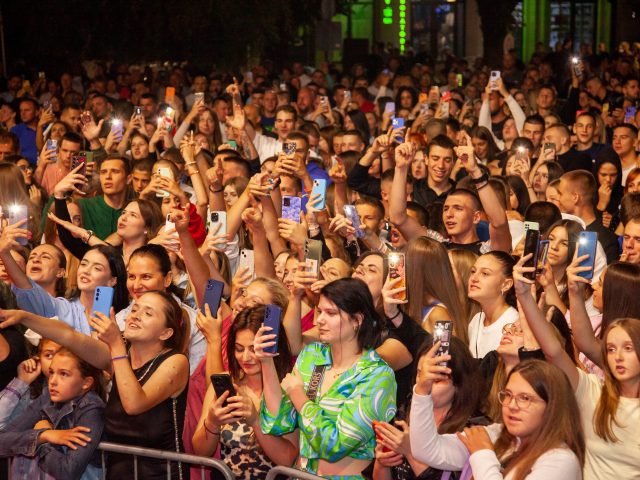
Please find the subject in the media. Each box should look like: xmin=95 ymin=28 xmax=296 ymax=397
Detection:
xmin=515 ymin=254 xmax=640 ymax=479
xmin=410 ymin=352 xmax=585 ymax=480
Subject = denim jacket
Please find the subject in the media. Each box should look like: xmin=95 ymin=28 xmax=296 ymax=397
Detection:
xmin=0 ymin=390 xmax=105 ymax=480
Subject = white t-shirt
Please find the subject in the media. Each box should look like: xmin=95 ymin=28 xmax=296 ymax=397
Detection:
xmin=575 ymin=369 xmax=640 ymax=479
xmin=468 ymin=307 xmax=519 ymax=358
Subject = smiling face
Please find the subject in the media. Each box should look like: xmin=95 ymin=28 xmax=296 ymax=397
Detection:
xmin=126 ymin=254 xmax=171 ymax=300
xmin=501 ymin=372 xmax=547 ymax=440
xmin=234 ymin=329 xmax=261 ymax=376
xmin=427 ymin=145 xmax=454 ymax=185
xmin=124 ymin=292 xmax=173 ymax=343
xmin=76 ymin=249 xmax=116 ymax=293
xmin=234 ymin=281 xmax=273 ymax=315
xmin=497 ymin=321 xmax=525 ymax=357
xmin=48 ymin=354 xmax=93 ymax=403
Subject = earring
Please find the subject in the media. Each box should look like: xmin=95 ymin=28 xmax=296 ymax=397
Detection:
xmin=143 ymin=230 xmax=148 ymax=235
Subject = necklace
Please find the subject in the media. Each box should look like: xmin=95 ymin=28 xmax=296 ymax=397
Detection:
xmin=135 ymin=349 xmax=168 ymax=383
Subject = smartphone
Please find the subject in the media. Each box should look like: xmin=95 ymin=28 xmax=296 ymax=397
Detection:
xmin=344 ymin=90 xmax=351 ymax=100
xmin=165 ymin=86 xmax=176 ymax=103
xmin=46 ymin=139 xmax=58 ymax=162
xmin=523 ymin=221 xmax=539 ymax=234
xmin=80 ymin=110 xmax=93 ymax=126
xmin=388 ymin=252 xmax=407 ymax=300
xmin=238 ymin=249 xmax=255 ymax=279
xmin=211 ymin=373 xmax=236 ymax=407
xmin=8 ymin=205 xmax=29 ymax=246
xmin=38 ymin=71 xmax=46 ymax=80
xmin=157 ymin=167 xmax=172 ymax=198
xmin=245 ymin=71 xmax=254 ymax=83
xmin=372 ymin=420 xmax=391 ymax=453
xmin=384 ymin=102 xmax=396 ymax=114
xmin=201 ymin=279 xmax=224 ymax=317
xmin=111 ymin=119 xmax=123 ymax=139
xmin=279 ymin=82 xmax=287 ymax=92
xmin=391 ymin=117 xmax=405 ymax=143
xmin=515 ymin=146 xmax=529 ymax=163
xmin=194 ymin=92 xmax=205 ymax=103
xmin=536 ymin=240 xmax=550 ymax=274
xmin=92 ymin=286 xmax=114 ymax=319
xmin=303 ymin=239 xmax=322 ymax=278
xmin=440 ymin=93 xmax=450 ymax=118
xmin=543 ymin=142 xmax=556 ymax=153
xmin=456 ymin=73 xmax=463 ymax=87
xmin=282 ymin=196 xmax=302 ymax=222
xmin=343 ymin=205 xmax=365 ymax=238
xmin=71 ymin=152 xmax=87 ymax=177
xmin=432 ymin=320 xmax=453 ymax=367
xmin=624 ymin=106 xmax=636 ymax=123
xmin=133 ymin=106 xmax=142 ymax=117
xmin=576 ymin=231 xmax=598 ymax=279
xmin=490 ymin=71 xmax=501 ymax=90
xmin=263 ymin=304 xmax=283 ymax=354
xmin=418 ymin=93 xmax=428 ymax=104
xmin=310 ymin=179 xmax=327 ymax=210
xmin=161 ymin=217 xmax=174 ymax=238
xmin=522 ymin=228 xmax=541 ymax=280
xmin=283 ymin=141 xmax=296 ymax=155
xmin=571 ymin=57 xmax=582 ymax=77
xmin=208 ymin=210 xmax=227 ymax=248
xmin=227 ymin=139 xmax=238 ymax=149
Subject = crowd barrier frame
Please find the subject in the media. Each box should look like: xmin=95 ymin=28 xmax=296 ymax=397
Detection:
xmin=265 ymin=465 xmax=325 ymax=480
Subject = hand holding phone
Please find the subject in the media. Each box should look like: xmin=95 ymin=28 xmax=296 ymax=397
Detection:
xmin=388 ymin=253 xmax=407 ymax=300
xmin=576 ymin=231 xmax=598 ymax=279
xmin=211 ymin=374 xmax=236 ymax=407
xmin=432 ymin=320 xmax=453 ymax=367
xmin=263 ymin=305 xmax=282 ymax=354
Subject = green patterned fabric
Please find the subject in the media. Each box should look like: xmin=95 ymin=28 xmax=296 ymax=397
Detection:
xmin=260 ymin=342 xmax=397 ymax=478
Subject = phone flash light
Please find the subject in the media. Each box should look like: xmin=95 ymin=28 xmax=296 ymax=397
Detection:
xmin=112 ymin=119 xmax=121 ymax=127
xmin=389 ymin=253 xmax=399 ymax=263
xmin=166 ymin=107 xmax=174 ymax=115
xmin=572 ymin=57 xmax=579 ymax=64
xmin=9 ymin=205 xmax=20 ymax=215
xmin=435 ymin=327 xmax=443 ymax=337
xmin=517 ymin=147 xmax=527 ymax=153
xmin=157 ymin=118 xmax=163 ymax=126
xmin=579 ymin=237 xmax=587 ymax=245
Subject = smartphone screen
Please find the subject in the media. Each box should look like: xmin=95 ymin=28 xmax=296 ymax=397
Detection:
xmin=523 ymin=228 xmax=541 ymax=280
xmin=211 ymin=374 xmax=236 ymax=407
xmin=433 ymin=320 xmax=453 ymax=366
xmin=388 ymin=252 xmax=407 ymax=300
xmin=536 ymin=240 xmax=550 ymax=274
xmin=165 ymin=86 xmax=176 ymax=103
xmin=263 ymin=304 xmax=283 ymax=354
xmin=576 ymin=231 xmax=598 ymax=279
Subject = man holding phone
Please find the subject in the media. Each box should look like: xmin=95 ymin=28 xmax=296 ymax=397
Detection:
xmin=238 ymin=105 xmax=297 ymax=162
xmin=541 ymin=123 xmax=592 ymax=172
xmin=37 ymin=132 xmax=83 ymax=195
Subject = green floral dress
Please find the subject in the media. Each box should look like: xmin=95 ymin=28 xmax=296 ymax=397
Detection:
xmin=260 ymin=342 xmax=397 ymax=479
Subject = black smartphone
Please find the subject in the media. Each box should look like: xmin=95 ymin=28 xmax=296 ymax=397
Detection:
xmin=433 ymin=320 xmax=453 ymax=367
xmin=523 ymin=228 xmax=541 ymax=280
xmin=263 ymin=304 xmax=282 ymax=354
xmin=211 ymin=373 xmax=236 ymax=407
xmin=201 ymin=279 xmax=224 ymax=316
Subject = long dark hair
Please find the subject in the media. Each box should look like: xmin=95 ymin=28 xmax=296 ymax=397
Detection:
xmin=320 ymin=278 xmax=384 ymax=350
xmin=601 ymin=262 xmax=640 ymax=338
xmin=227 ymin=305 xmax=292 ymax=383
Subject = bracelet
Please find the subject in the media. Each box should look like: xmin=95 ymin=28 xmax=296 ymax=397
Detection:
xmin=111 ymin=355 xmax=129 ymax=362
xmin=476 ymin=181 xmax=490 ymax=190
xmin=387 ymin=309 xmax=402 ymax=321
xmin=209 ymin=184 xmax=224 ymax=193
xmin=472 ymin=172 xmax=489 ymax=184
xmin=84 ymin=230 xmax=94 ymax=244
xmin=204 ymin=420 xmax=220 ymax=436
xmin=188 ymin=169 xmax=200 ymax=175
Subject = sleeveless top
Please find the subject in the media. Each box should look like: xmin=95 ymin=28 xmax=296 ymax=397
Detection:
xmin=220 ymin=421 xmax=275 ymax=480
xmin=105 ymin=349 xmax=188 ymax=480
xmin=421 ymin=301 xmax=448 ymax=328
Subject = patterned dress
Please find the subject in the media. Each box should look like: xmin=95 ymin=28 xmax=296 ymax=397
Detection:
xmin=220 ymin=421 xmax=274 ymax=479
xmin=260 ymin=342 xmax=397 ymax=479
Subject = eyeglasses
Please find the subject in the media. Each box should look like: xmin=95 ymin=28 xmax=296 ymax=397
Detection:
xmin=497 ymin=390 xmax=544 ymax=409
xmin=501 ymin=323 xmax=523 ymax=336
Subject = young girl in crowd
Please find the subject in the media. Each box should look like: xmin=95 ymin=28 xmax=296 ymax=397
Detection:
xmin=0 ymin=348 xmax=105 ymax=480
xmin=192 ymin=305 xmax=297 ymax=479
xmin=257 ymin=278 xmax=396 ymax=479
xmin=0 ymin=290 xmax=190 ymax=480
xmin=514 ymin=254 xmax=639 ymax=479
xmin=467 ymin=252 xmax=519 ymax=358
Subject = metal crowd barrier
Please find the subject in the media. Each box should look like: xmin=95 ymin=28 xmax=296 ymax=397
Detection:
xmin=265 ymin=465 xmax=325 ymax=480
xmin=97 ymin=442 xmax=235 ymax=480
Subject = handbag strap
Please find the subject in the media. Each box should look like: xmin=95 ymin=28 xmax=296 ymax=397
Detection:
xmin=306 ymin=364 xmax=327 ymax=402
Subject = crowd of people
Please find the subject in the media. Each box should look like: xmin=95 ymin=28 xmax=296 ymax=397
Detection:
xmin=0 ymin=38 xmax=637 ymax=480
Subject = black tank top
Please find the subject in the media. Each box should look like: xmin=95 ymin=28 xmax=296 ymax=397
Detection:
xmin=105 ymin=349 xmax=188 ymax=480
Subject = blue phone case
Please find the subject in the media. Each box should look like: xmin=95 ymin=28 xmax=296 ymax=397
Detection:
xmin=92 ymin=286 xmax=114 ymax=318
xmin=263 ymin=304 xmax=282 ymax=354
xmin=576 ymin=231 xmax=598 ymax=279
xmin=391 ymin=117 xmax=405 ymax=143
xmin=310 ymin=179 xmax=327 ymax=210
xmin=201 ymin=279 xmax=224 ymax=316
xmin=282 ymin=196 xmax=302 ymax=222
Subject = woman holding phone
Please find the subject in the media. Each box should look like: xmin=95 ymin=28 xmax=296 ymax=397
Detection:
xmin=256 ymin=278 xmax=396 ymax=479
xmin=0 ymin=224 xmax=127 ymax=334
xmin=514 ymin=255 xmax=639 ymax=479
xmin=192 ymin=305 xmax=297 ymax=479
xmin=0 ymin=290 xmax=190 ymax=480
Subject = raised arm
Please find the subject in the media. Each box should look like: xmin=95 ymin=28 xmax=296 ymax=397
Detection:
xmin=390 ymin=139 xmax=426 ymax=241
xmin=513 ymin=255 xmax=579 ymax=390
xmin=0 ymin=222 xmax=32 ymax=290
xmin=0 ymin=310 xmax=111 ymax=371
xmin=242 ymin=204 xmax=276 ymax=279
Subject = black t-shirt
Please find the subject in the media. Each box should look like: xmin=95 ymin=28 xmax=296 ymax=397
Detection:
xmin=412 ymin=179 xmax=455 ymax=209
xmin=443 ymin=240 xmax=487 ymax=255
xmin=0 ymin=327 xmax=28 ymax=391
xmin=386 ymin=311 xmax=431 ymax=417
xmin=557 ymin=149 xmax=593 ymax=173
